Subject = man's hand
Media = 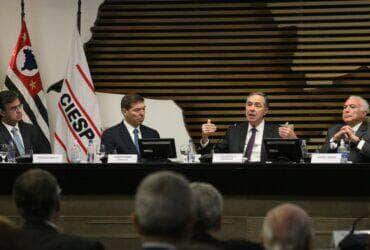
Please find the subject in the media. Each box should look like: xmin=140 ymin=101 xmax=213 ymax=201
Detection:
xmin=279 ymin=124 xmax=297 ymax=139
xmin=201 ymin=119 xmax=217 ymax=143
xmin=339 ymin=125 xmax=360 ymax=144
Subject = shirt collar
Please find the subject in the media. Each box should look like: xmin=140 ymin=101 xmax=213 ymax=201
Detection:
xmin=2 ymin=122 xmax=20 ymax=133
xmin=248 ymin=119 xmax=265 ymax=132
xmin=123 ymin=119 xmax=140 ymax=133
xmin=142 ymin=241 xmax=176 ymax=250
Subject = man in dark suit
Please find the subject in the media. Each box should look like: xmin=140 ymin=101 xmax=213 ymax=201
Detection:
xmin=101 ymin=94 xmax=159 ymax=155
xmin=0 ymin=90 xmax=51 ymax=156
xmin=321 ymin=95 xmax=370 ymax=163
xmin=200 ymin=92 xmax=297 ymax=162
xmin=13 ymin=169 xmax=105 ymax=250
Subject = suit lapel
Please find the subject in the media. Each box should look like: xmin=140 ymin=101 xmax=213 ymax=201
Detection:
xmin=120 ymin=122 xmax=138 ymax=153
xmin=238 ymin=123 xmax=248 ymax=152
xmin=19 ymin=122 xmax=30 ymax=152
xmin=356 ymin=122 xmax=368 ymax=139
xmin=0 ymin=123 xmax=13 ymax=145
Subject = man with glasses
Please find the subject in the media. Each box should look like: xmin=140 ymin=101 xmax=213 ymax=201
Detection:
xmin=0 ymin=90 xmax=50 ymax=156
xmin=200 ymin=92 xmax=297 ymax=162
xmin=321 ymin=95 xmax=370 ymax=163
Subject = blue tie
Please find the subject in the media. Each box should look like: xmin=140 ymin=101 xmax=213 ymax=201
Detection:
xmin=11 ymin=127 xmax=25 ymax=155
xmin=133 ymin=128 xmax=140 ymax=155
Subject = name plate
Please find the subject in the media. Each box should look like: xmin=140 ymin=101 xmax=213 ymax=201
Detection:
xmin=108 ymin=154 xmax=138 ymax=163
xmin=33 ymin=154 xmax=63 ymax=163
xmin=311 ymin=153 xmax=342 ymax=164
xmin=212 ymin=153 xmax=243 ymax=163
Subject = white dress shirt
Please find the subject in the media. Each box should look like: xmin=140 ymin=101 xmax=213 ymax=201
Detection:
xmin=329 ymin=122 xmax=365 ymax=150
xmin=2 ymin=122 xmax=24 ymax=147
xmin=123 ymin=120 xmax=142 ymax=144
xmin=243 ymin=120 xmax=265 ymax=162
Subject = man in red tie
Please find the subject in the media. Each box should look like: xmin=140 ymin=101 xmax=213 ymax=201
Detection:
xmin=200 ymin=92 xmax=297 ymax=162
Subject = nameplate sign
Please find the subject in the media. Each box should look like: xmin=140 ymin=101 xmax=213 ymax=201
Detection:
xmin=108 ymin=154 xmax=137 ymax=163
xmin=33 ymin=154 xmax=63 ymax=163
xmin=212 ymin=153 xmax=243 ymax=163
xmin=311 ymin=153 xmax=342 ymax=164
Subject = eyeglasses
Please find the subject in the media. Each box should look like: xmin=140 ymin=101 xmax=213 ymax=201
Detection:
xmin=9 ymin=104 xmax=23 ymax=112
xmin=343 ymin=104 xmax=360 ymax=110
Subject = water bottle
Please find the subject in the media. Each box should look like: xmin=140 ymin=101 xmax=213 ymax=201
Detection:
xmin=7 ymin=142 xmax=15 ymax=163
xmin=70 ymin=143 xmax=81 ymax=163
xmin=300 ymin=139 xmax=308 ymax=163
xmin=188 ymin=139 xmax=195 ymax=163
xmin=86 ymin=139 xmax=95 ymax=163
xmin=338 ymin=139 xmax=350 ymax=163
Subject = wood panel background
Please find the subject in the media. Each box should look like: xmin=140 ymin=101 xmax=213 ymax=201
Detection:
xmin=86 ymin=0 xmax=370 ymax=151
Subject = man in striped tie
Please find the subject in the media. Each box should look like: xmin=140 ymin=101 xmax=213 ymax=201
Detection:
xmin=0 ymin=90 xmax=51 ymax=157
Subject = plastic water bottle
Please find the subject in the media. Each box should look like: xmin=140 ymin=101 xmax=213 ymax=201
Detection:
xmin=338 ymin=139 xmax=350 ymax=163
xmin=7 ymin=142 xmax=15 ymax=163
xmin=188 ymin=139 xmax=195 ymax=163
xmin=86 ymin=139 xmax=95 ymax=163
xmin=300 ymin=139 xmax=308 ymax=163
xmin=70 ymin=143 xmax=81 ymax=163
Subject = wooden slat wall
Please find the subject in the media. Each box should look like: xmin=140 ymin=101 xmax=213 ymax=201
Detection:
xmin=86 ymin=0 xmax=370 ymax=151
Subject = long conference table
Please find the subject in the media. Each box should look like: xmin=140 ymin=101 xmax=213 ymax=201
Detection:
xmin=0 ymin=162 xmax=369 ymax=197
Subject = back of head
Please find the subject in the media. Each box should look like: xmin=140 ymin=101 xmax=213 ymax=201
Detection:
xmin=262 ymin=203 xmax=313 ymax=250
xmin=190 ymin=182 xmax=223 ymax=234
xmin=134 ymin=171 xmax=193 ymax=239
xmin=13 ymin=169 xmax=60 ymax=222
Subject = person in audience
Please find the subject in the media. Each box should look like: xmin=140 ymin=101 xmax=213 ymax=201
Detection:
xmin=200 ymin=92 xmax=297 ymax=162
xmin=0 ymin=215 xmax=20 ymax=250
xmin=191 ymin=182 xmax=263 ymax=250
xmin=101 ymin=93 xmax=160 ymax=155
xmin=13 ymin=168 xmax=105 ymax=250
xmin=190 ymin=182 xmax=224 ymax=247
xmin=261 ymin=203 xmax=313 ymax=250
xmin=321 ymin=95 xmax=370 ymax=163
xmin=0 ymin=90 xmax=51 ymax=156
xmin=132 ymin=171 xmax=194 ymax=249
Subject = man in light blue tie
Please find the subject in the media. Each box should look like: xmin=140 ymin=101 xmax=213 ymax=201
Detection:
xmin=101 ymin=94 xmax=160 ymax=155
xmin=0 ymin=91 xmax=51 ymax=157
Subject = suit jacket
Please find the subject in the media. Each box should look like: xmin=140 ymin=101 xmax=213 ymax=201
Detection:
xmin=101 ymin=121 xmax=160 ymax=154
xmin=200 ymin=122 xmax=280 ymax=162
xmin=0 ymin=121 xmax=51 ymax=156
xmin=17 ymin=221 xmax=104 ymax=250
xmin=321 ymin=122 xmax=370 ymax=163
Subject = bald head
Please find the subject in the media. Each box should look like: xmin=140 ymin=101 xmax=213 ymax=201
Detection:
xmin=262 ymin=203 xmax=313 ymax=250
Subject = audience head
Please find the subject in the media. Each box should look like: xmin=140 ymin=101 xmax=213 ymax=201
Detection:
xmin=13 ymin=169 xmax=61 ymax=222
xmin=0 ymin=90 xmax=23 ymax=126
xmin=246 ymin=92 xmax=269 ymax=127
xmin=0 ymin=215 xmax=20 ymax=250
xmin=342 ymin=96 xmax=369 ymax=126
xmin=133 ymin=171 xmax=193 ymax=240
xmin=190 ymin=182 xmax=223 ymax=234
xmin=121 ymin=94 xmax=145 ymax=127
xmin=262 ymin=203 xmax=313 ymax=250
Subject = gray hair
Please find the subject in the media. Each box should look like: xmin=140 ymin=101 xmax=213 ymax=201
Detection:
xmin=134 ymin=171 xmax=193 ymax=239
xmin=247 ymin=92 xmax=269 ymax=108
xmin=262 ymin=203 xmax=313 ymax=250
xmin=190 ymin=182 xmax=223 ymax=233
xmin=348 ymin=95 xmax=369 ymax=113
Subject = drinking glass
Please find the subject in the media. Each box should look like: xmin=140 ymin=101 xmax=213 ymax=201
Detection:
xmin=0 ymin=144 xmax=8 ymax=163
xmin=180 ymin=144 xmax=190 ymax=163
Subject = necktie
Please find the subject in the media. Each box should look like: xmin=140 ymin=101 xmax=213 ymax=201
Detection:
xmin=133 ymin=128 xmax=140 ymax=155
xmin=245 ymin=127 xmax=257 ymax=161
xmin=11 ymin=127 xmax=25 ymax=155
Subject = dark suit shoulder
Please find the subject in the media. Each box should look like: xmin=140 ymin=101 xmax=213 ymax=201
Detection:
xmin=140 ymin=124 xmax=160 ymax=138
xmin=50 ymin=233 xmax=105 ymax=250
